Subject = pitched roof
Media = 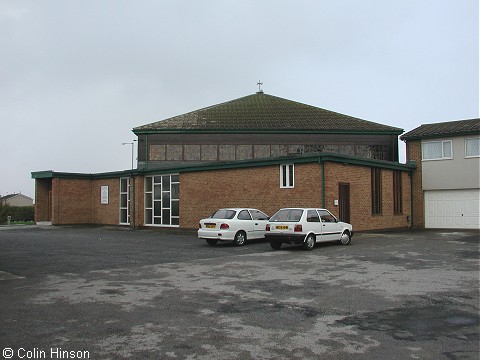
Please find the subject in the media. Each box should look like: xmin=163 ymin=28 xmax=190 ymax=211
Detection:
xmin=401 ymin=118 xmax=480 ymax=140
xmin=133 ymin=92 xmax=402 ymax=134
xmin=0 ymin=193 xmax=33 ymax=201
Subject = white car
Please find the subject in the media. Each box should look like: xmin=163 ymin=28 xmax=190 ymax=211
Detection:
xmin=265 ymin=208 xmax=353 ymax=251
xmin=198 ymin=208 xmax=270 ymax=246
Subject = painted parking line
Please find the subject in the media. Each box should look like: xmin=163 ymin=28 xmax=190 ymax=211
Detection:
xmin=0 ymin=270 xmax=24 ymax=280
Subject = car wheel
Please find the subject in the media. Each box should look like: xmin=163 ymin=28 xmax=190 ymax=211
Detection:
xmin=270 ymin=242 xmax=282 ymax=250
xmin=206 ymin=239 xmax=218 ymax=246
xmin=338 ymin=231 xmax=351 ymax=245
xmin=303 ymin=234 xmax=315 ymax=251
xmin=233 ymin=231 xmax=246 ymax=246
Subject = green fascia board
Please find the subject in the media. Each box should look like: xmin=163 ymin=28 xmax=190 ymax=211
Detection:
xmin=31 ymin=170 xmax=136 ymax=180
xmin=32 ymin=153 xmax=415 ymax=181
xmin=31 ymin=170 xmax=55 ymax=179
xmin=142 ymin=152 xmax=415 ymax=175
xmin=132 ymin=128 xmax=404 ymax=136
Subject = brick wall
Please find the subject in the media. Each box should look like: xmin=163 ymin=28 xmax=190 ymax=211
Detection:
xmin=48 ymin=177 xmax=125 ymax=226
xmin=51 ymin=178 xmax=93 ymax=224
xmin=180 ymin=163 xmax=323 ymax=229
xmin=406 ymin=140 xmax=424 ymax=228
xmin=44 ymin=176 xmax=141 ymax=226
xmin=91 ymin=178 xmax=122 ymax=225
xmin=323 ymin=163 xmax=411 ymax=231
xmin=132 ymin=175 xmax=144 ymax=227
xmin=40 ymin=160 xmax=414 ymax=231
xmin=179 ymin=162 xmax=412 ymax=232
xmin=34 ymin=178 xmax=52 ymax=222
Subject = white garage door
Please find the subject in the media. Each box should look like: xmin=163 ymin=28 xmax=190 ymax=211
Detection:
xmin=424 ymin=189 xmax=480 ymax=229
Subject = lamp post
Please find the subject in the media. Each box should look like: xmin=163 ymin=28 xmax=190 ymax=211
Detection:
xmin=122 ymin=140 xmax=137 ymax=170
xmin=121 ymin=139 xmax=138 ymax=230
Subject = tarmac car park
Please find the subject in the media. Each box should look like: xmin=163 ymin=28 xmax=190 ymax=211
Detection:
xmin=0 ymin=225 xmax=478 ymax=359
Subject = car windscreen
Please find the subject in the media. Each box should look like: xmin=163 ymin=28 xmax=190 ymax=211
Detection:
xmin=210 ymin=209 xmax=237 ymax=219
xmin=269 ymin=209 xmax=304 ymax=222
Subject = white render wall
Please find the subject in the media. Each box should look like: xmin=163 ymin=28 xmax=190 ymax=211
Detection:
xmin=422 ymin=136 xmax=480 ymax=190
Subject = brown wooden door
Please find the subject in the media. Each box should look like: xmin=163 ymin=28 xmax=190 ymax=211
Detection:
xmin=339 ymin=183 xmax=350 ymax=223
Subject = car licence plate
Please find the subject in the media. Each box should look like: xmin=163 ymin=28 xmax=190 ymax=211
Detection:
xmin=205 ymin=224 xmax=215 ymax=229
xmin=276 ymin=225 xmax=288 ymax=230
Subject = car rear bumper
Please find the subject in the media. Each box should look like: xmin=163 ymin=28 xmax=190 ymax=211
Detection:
xmin=265 ymin=233 xmax=306 ymax=244
xmin=198 ymin=229 xmax=235 ymax=241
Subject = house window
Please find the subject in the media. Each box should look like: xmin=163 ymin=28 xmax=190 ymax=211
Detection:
xmin=393 ymin=171 xmax=403 ymax=215
xmin=119 ymin=177 xmax=130 ymax=225
xmin=280 ymin=164 xmax=294 ymax=188
xmin=422 ymin=140 xmax=453 ymax=160
xmin=371 ymin=168 xmax=382 ymax=215
xmin=144 ymin=174 xmax=179 ymax=227
xmin=465 ymin=138 xmax=480 ymax=158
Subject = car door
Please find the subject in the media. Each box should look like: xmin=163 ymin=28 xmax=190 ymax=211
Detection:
xmin=305 ymin=209 xmax=323 ymax=240
xmin=317 ymin=209 xmax=342 ymax=242
xmin=250 ymin=209 xmax=269 ymax=239
xmin=237 ymin=209 xmax=255 ymax=238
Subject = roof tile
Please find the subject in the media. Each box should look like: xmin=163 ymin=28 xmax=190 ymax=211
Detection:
xmin=401 ymin=118 xmax=480 ymax=140
xmin=133 ymin=93 xmax=402 ymax=134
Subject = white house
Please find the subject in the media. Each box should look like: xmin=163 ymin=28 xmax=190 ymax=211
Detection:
xmin=402 ymin=118 xmax=480 ymax=229
xmin=0 ymin=193 xmax=34 ymax=207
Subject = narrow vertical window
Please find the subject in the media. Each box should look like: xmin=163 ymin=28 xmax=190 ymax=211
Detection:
xmin=393 ymin=171 xmax=403 ymax=215
xmin=280 ymin=164 xmax=294 ymax=188
xmin=144 ymin=177 xmax=153 ymax=225
xmin=289 ymin=164 xmax=294 ymax=188
xmin=371 ymin=168 xmax=382 ymax=215
xmin=120 ymin=177 xmax=130 ymax=224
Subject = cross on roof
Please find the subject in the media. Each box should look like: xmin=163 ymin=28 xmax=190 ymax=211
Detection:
xmin=256 ymin=80 xmax=263 ymax=93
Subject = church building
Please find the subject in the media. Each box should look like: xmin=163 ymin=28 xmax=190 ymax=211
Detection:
xmin=134 ymin=91 xmax=402 ymax=169
xmin=32 ymin=92 xmax=416 ymax=232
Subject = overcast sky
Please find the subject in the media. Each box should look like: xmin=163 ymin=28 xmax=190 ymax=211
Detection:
xmin=1 ymin=0 xmax=478 ymax=199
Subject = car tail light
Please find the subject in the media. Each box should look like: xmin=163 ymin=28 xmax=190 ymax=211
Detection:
xmin=294 ymin=224 xmax=302 ymax=232
xmin=220 ymin=223 xmax=229 ymax=230
xmin=266 ymin=224 xmax=270 ymax=231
